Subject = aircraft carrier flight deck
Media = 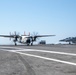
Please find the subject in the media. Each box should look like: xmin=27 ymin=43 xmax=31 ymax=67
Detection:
xmin=0 ymin=44 xmax=76 ymax=75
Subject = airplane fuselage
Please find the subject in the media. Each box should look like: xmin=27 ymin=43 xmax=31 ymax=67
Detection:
xmin=18 ymin=36 xmax=33 ymax=45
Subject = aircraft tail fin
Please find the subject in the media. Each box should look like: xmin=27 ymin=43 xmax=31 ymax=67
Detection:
xmin=29 ymin=32 xmax=30 ymax=36
xmin=24 ymin=31 xmax=26 ymax=35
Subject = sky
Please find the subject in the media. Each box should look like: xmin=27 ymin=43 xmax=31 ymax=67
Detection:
xmin=0 ymin=0 xmax=76 ymax=44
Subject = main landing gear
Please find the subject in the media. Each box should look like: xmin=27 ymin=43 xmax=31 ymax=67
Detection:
xmin=13 ymin=39 xmax=17 ymax=46
xmin=15 ymin=42 xmax=17 ymax=46
xmin=31 ymin=42 xmax=33 ymax=46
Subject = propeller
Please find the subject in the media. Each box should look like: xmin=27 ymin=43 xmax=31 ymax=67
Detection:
xmin=31 ymin=32 xmax=39 ymax=41
xmin=9 ymin=32 xmax=11 ymax=40
xmin=31 ymin=32 xmax=38 ymax=36
xmin=9 ymin=31 xmax=20 ymax=41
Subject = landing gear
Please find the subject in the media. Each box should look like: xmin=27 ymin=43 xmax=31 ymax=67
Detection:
xmin=69 ymin=42 xmax=71 ymax=44
xmin=13 ymin=39 xmax=17 ymax=46
xmin=15 ymin=42 xmax=17 ymax=46
xmin=31 ymin=42 xmax=33 ymax=46
xmin=27 ymin=43 xmax=30 ymax=46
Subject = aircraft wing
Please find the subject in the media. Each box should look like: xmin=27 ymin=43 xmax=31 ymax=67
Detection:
xmin=33 ymin=35 xmax=56 ymax=37
xmin=25 ymin=35 xmax=55 ymax=38
xmin=59 ymin=39 xmax=66 ymax=41
xmin=0 ymin=35 xmax=20 ymax=38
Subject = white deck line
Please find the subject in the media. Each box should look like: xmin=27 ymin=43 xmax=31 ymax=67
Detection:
xmin=7 ymin=50 xmax=76 ymax=66
xmin=1 ymin=46 xmax=76 ymax=56
xmin=12 ymin=49 xmax=76 ymax=56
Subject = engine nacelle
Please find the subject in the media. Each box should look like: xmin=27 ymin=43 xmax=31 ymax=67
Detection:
xmin=32 ymin=37 xmax=36 ymax=41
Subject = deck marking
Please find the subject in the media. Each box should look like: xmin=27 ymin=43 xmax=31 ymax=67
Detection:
xmin=1 ymin=46 xmax=76 ymax=66
xmin=1 ymin=49 xmax=76 ymax=66
xmin=12 ymin=49 xmax=76 ymax=56
xmin=1 ymin=46 xmax=76 ymax=56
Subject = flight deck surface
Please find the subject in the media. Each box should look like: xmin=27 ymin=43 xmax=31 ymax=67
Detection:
xmin=0 ymin=45 xmax=76 ymax=75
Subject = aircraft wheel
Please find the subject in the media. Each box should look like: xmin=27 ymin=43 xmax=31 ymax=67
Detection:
xmin=15 ymin=43 xmax=17 ymax=46
xmin=31 ymin=42 xmax=33 ymax=46
xmin=27 ymin=43 xmax=29 ymax=46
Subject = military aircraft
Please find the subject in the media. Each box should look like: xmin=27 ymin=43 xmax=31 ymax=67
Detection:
xmin=59 ymin=37 xmax=76 ymax=44
xmin=0 ymin=31 xmax=55 ymax=46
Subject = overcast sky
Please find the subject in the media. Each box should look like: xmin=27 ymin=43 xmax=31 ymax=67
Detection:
xmin=0 ymin=0 xmax=76 ymax=44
